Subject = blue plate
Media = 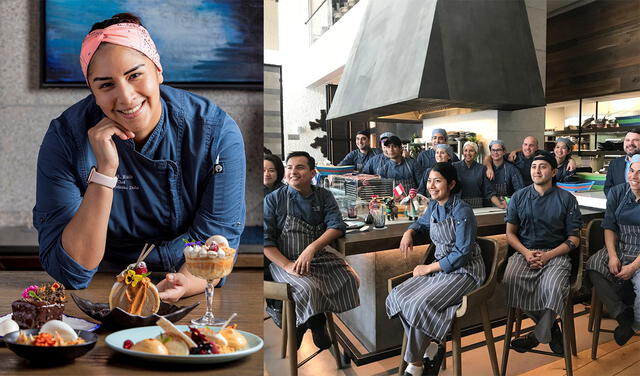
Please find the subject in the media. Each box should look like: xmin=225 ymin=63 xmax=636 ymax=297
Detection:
xmin=105 ymin=325 xmax=263 ymax=364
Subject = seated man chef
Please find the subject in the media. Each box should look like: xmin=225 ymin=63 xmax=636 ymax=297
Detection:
xmin=502 ymin=153 xmax=583 ymax=354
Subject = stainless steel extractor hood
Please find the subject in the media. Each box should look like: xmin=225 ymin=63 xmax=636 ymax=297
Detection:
xmin=326 ymin=0 xmax=545 ymax=122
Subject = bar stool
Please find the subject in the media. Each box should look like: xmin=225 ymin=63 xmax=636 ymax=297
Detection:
xmin=264 ymin=281 xmax=343 ymax=376
xmin=583 ymin=218 xmax=610 ymax=360
xmin=389 ymin=237 xmax=503 ymax=376
xmin=500 ymin=247 xmax=583 ymax=376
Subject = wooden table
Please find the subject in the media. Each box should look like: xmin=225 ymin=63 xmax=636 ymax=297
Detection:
xmin=0 ymin=270 xmax=262 ymax=375
xmin=337 ymin=206 xmax=605 ymax=256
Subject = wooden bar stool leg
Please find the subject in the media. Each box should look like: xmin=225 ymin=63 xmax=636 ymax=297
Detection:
xmin=442 ymin=340 xmax=447 ymax=370
xmin=326 ymin=313 xmax=343 ymax=369
xmin=588 ymin=289 xmax=596 ymax=332
xmin=569 ymin=305 xmax=578 ymax=357
xmin=452 ymin=317 xmax=462 ymax=376
xmin=397 ymin=334 xmax=408 ymax=376
xmin=514 ymin=309 xmax=523 ymax=339
xmin=285 ymin=300 xmax=297 ymax=376
xmin=281 ymin=302 xmax=287 ymax=358
xmin=501 ymin=307 xmax=516 ymax=376
xmin=591 ymin=294 xmax=603 ymax=360
xmin=481 ymin=303 xmax=499 ymax=376
xmin=562 ymin=305 xmax=573 ymax=376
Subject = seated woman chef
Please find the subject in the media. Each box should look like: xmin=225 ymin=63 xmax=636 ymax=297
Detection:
xmin=386 ymin=162 xmax=485 ymax=376
xmin=33 ymin=13 xmax=246 ymax=301
xmin=586 ymin=154 xmax=640 ymax=346
xmin=264 ymin=151 xmax=360 ymax=350
xmin=453 ymin=141 xmax=506 ymax=209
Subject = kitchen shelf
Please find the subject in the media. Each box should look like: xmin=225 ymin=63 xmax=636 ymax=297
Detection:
xmin=544 ymin=128 xmax=630 ymax=136
xmin=577 ymin=150 xmax=625 ymax=156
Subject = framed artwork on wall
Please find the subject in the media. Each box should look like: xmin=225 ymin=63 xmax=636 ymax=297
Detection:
xmin=42 ymin=0 xmax=263 ymax=89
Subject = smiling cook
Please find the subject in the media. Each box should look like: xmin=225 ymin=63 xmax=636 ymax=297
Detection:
xmin=33 ymin=13 xmax=246 ymax=300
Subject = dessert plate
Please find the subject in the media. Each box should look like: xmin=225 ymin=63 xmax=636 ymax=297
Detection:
xmin=105 ymin=325 xmax=263 ymax=364
xmin=71 ymin=293 xmax=199 ymax=329
xmin=4 ymin=329 xmax=97 ymax=362
xmin=0 ymin=314 xmax=99 ymax=344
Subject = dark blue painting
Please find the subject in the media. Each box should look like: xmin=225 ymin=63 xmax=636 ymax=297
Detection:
xmin=43 ymin=0 xmax=263 ymax=88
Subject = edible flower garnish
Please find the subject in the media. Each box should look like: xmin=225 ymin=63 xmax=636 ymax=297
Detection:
xmin=51 ymin=282 xmax=61 ymax=291
xmin=124 ymin=269 xmax=144 ymax=287
xmin=182 ymin=239 xmax=204 ymax=247
xmin=22 ymin=285 xmax=42 ymax=301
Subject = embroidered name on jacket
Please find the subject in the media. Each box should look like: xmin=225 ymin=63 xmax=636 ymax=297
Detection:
xmin=114 ymin=174 xmax=140 ymax=190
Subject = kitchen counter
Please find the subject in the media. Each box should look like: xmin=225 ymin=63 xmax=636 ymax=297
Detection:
xmin=337 ymin=206 xmax=604 ymax=256
xmin=573 ymin=190 xmax=607 ymax=210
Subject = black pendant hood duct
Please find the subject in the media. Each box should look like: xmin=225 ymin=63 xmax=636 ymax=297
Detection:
xmin=326 ymin=0 xmax=545 ymax=122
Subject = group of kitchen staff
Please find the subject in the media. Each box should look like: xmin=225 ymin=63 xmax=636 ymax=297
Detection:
xmin=338 ymin=127 xmax=578 ymax=208
xmin=263 ymin=128 xmax=640 ymax=376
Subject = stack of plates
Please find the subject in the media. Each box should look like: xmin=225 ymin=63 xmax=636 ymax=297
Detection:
xmin=557 ymin=181 xmax=594 ymax=192
xmin=576 ymin=172 xmax=606 ymax=191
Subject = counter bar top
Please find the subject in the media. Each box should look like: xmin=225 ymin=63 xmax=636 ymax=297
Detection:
xmin=337 ymin=206 xmax=604 ymax=256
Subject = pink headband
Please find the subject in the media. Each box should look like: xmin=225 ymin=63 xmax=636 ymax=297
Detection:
xmin=79 ymin=23 xmax=162 ymax=81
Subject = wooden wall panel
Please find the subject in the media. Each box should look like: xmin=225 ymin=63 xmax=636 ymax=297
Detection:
xmin=546 ymin=0 xmax=640 ymax=103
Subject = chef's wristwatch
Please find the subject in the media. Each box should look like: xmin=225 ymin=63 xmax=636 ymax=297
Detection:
xmin=87 ymin=167 xmax=118 ymax=189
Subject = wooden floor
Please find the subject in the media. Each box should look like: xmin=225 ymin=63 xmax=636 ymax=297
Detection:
xmin=263 ymin=304 xmax=640 ymax=376
xmin=522 ymin=336 xmax=640 ymax=376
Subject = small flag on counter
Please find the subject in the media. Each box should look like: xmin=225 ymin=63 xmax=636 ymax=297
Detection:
xmin=393 ymin=183 xmax=405 ymax=197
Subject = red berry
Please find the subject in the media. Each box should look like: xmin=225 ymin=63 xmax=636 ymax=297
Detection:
xmin=209 ymin=242 xmax=219 ymax=252
xmin=134 ymin=267 xmax=148 ymax=274
xmin=123 ymin=339 xmax=133 ymax=349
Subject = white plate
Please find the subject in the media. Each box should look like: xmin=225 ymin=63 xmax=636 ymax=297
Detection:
xmin=105 ymin=325 xmax=263 ymax=364
xmin=0 ymin=313 xmax=100 ymax=342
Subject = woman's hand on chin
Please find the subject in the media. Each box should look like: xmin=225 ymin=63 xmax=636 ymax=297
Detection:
xmin=88 ymin=117 xmax=135 ymax=176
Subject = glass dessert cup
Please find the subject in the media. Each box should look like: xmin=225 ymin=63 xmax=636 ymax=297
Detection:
xmin=185 ymin=247 xmax=236 ymax=326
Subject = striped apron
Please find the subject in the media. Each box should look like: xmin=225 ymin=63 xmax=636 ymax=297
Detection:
xmin=586 ymin=191 xmax=640 ymax=282
xmin=269 ymin=197 xmax=360 ymax=326
xmin=503 ymin=250 xmax=571 ymax=315
xmin=461 ymin=196 xmax=484 ymax=209
xmin=503 ymin=191 xmax=572 ymax=315
xmin=386 ymin=199 xmax=485 ymax=342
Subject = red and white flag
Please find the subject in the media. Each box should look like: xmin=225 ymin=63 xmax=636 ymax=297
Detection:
xmin=393 ymin=183 xmax=405 ymax=197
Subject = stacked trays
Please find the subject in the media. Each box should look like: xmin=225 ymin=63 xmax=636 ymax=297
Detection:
xmin=575 ymin=172 xmax=606 ymax=191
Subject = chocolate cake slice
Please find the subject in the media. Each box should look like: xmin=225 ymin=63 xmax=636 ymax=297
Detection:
xmin=11 ymin=282 xmax=66 ymax=329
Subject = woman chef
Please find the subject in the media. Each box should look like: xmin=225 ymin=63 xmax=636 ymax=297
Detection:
xmin=33 ymin=13 xmax=246 ymax=301
xmin=386 ymin=162 xmax=485 ymax=376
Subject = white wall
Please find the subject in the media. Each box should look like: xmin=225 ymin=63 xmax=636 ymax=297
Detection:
xmin=423 ymin=111 xmax=499 ymax=154
xmin=276 ymin=0 xmax=368 ymax=161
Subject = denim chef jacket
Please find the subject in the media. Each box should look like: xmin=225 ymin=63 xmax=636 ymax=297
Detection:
xmin=602 ymin=183 xmax=640 ymax=232
xmin=512 ymin=150 xmax=552 ymax=186
xmin=264 ymin=185 xmax=346 ymax=248
xmin=374 ymin=157 xmax=418 ymax=187
xmin=453 ymin=160 xmax=496 ymax=201
xmin=491 ymin=161 xmax=524 ymax=196
xmin=408 ymin=197 xmax=477 ymax=272
xmin=33 ymin=85 xmax=246 ymax=289
xmin=361 ymin=153 xmax=387 ymax=175
xmin=338 ymin=147 xmax=381 ymax=171
xmin=416 ymin=148 xmax=460 ymax=182
xmin=555 ymin=158 xmax=576 ymax=183
xmin=505 ymin=185 xmax=583 ymax=250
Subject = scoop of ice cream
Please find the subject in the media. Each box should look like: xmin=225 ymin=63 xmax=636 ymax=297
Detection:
xmin=206 ymin=235 xmax=229 ymax=248
xmin=40 ymin=320 xmax=78 ymax=342
xmin=0 ymin=318 xmax=19 ymax=336
xmin=131 ymin=338 xmax=169 ymax=355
